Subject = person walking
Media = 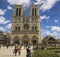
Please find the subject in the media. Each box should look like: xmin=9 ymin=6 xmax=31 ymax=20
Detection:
xmin=18 ymin=45 xmax=22 ymax=55
xmin=26 ymin=47 xmax=31 ymax=57
xmin=13 ymin=44 xmax=18 ymax=56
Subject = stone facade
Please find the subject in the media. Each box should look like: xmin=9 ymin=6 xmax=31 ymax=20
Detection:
xmin=10 ymin=5 xmax=41 ymax=45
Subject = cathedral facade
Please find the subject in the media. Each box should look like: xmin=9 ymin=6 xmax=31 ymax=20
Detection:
xmin=10 ymin=5 xmax=41 ymax=45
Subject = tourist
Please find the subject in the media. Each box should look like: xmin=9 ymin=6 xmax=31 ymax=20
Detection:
xmin=26 ymin=47 xmax=31 ymax=57
xmin=13 ymin=44 xmax=18 ymax=56
xmin=18 ymin=45 xmax=22 ymax=55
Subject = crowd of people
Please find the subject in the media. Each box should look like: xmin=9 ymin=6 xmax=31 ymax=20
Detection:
xmin=0 ymin=44 xmax=32 ymax=57
xmin=13 ymin=44 xmax=31 ymax=57
xmin=13 ymin=44 xmax=22 ymax=56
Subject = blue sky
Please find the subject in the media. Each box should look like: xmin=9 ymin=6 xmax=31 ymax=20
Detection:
xmin=0 ymin=0 xmax=60 ymax=38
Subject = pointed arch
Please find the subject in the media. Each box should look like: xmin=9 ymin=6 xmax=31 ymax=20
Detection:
xmin=22 ymin=35 xmax=30 ymax=45
xmin=14 ymin=36 xmax=20 ymax=44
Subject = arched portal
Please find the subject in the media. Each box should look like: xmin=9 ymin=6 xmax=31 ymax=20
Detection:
xmin=14 ymin=36 xmax=20 ymax=45
xmin=22 ymin=35 xmax=30 ymax=45
xmin=32 ymin=36 xmax=38 ymax=45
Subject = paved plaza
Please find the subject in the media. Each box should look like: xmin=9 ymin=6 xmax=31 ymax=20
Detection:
xmin=0 ymin=46 xmax=33 ymax=57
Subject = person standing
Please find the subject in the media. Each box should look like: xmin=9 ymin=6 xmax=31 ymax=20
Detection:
xmin=13 ymin=44 xmax=18 ymax=56
xmin=26 ymin=47 xmax=31 ymax=57
xmin=18 ymin=45 xmax=22 ymax=55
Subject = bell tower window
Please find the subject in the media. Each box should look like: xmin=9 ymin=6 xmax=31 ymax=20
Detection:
xmin=16 ymin=8 xmax=18 ymax=16
xmin=19 ymin=8 xmax=21 ymax=16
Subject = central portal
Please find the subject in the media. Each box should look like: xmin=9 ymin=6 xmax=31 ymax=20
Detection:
xmin=15 ymin=41 xmax=19 ymax=44
xmin=23 ymin=40 xmax=28 ymax=45
xmin=14 ymin=36 xmax=20 ymax=45
xmin=22 ymin=35 xmax=30 ymax=45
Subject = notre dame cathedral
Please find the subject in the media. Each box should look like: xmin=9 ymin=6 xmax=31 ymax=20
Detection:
xmin=10 ymin=5 xmax=41 ymax=45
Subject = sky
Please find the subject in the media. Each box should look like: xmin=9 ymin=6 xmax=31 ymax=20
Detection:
xmin=0 ymin=0 xmax=60 ymax=38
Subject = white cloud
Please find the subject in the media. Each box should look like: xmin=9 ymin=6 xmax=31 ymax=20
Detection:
xmin=40 ymin=0 xmax=58 ymax=11
xmin=6 ymin=23 xmax=12 ymax=29
xmin=0 ymin=16 xmax=5 ymax=23
xmin=0 ymin=16 xmax=10 ymax=24
xmin=7 ymin=5 xmax=13 ymax=10
xmin=35 ymin=0 xmax=59 ymax=11
xmin=54 ymin=19 xmax=58 ymax=23
xmin=0 ymin=16 xmax=11 ymax=32
xmin=34 ymin=0 xmax=42 ymax=5
xmin=0 ymin=27 xmax=6 ymax=32
xmin=7 ymin=0 xmax=30 ymax=7
xmin=51 ymin=26 xmax=60 ymax=31
xmin=0 ymin=9 xmax=5 ymax=15
xmin=7 ymin=0 xmax=59 ymax=11
xmin=41 ymin=29 xmax=59 ymax=38
xmin=4 ymin=20 xmax=10 ymax=24
xmin=40 ymin=15 xmax=50 ymax=20
xmin=47 ymin=26 xmax=60 ymax=31
xmin=46 ymin=30 xmax=57 ymax=36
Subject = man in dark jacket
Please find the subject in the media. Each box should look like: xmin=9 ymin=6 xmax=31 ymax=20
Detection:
xmin=26 ymin=47 xmax=31 ymax=57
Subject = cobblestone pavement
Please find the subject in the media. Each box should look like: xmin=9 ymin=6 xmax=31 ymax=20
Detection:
xmin=0 ymin=46 xmax=33 ymax=57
